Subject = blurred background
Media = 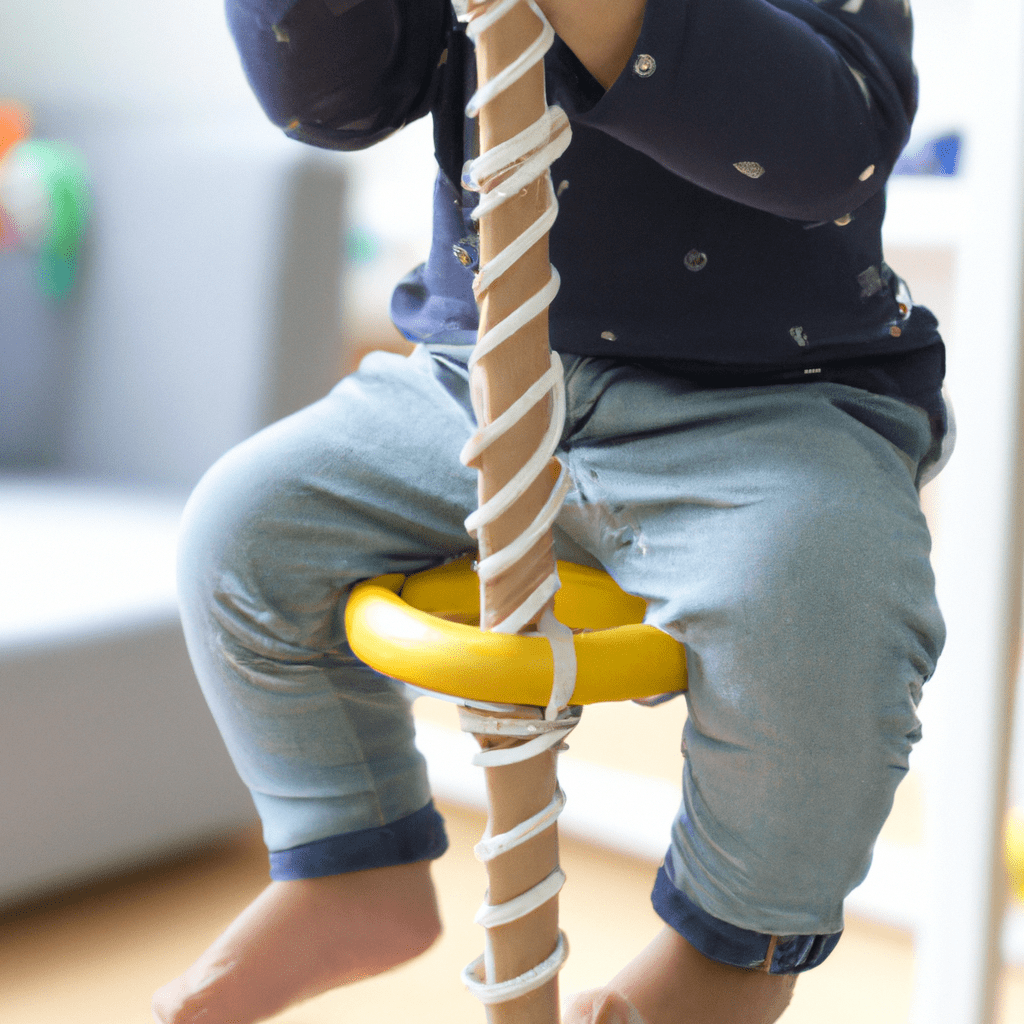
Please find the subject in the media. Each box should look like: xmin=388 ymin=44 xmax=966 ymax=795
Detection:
xmin=1 ymin=0 xmax=1022 ymax=1022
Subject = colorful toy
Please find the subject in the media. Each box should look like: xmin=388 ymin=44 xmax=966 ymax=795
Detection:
xmin=0 ymin=102 xmax=30 ymax=246
xmin=0 ymin=102 xmax=30 ymax=165
xmin=893 ymin=130 xmax=962 ymax=176
xmin=0 ymin=101 xmax=90 ymax=299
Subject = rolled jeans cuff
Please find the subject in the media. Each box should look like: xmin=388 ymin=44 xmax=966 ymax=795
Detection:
xmin=269 ymin=801 xmax=449 ymax=880
xmin=651 ymin=865 xmax=843 ymax=975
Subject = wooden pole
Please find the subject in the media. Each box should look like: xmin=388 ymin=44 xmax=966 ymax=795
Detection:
xmin=466 ymin=0 xmax=560 ymax=632
xmin=461 ymin=2 xmax=572 ymax=1022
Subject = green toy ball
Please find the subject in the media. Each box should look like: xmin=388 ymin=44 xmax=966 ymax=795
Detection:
xmin=0 ymin=138 xmax=91 ymax=299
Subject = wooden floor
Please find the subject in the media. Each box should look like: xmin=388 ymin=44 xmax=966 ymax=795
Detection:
xmin=2 ymin=803 xmax=1022 ymax=1024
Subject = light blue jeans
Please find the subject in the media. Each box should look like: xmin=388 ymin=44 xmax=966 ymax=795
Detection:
xmin=177 ymin=343 xmax=945 ymax=973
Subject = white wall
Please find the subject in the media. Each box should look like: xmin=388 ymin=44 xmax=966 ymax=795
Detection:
xmin=0 ymin=0 xmax=257 ymax=117
xmin=911 ymin=0 xmax=972 ymax=144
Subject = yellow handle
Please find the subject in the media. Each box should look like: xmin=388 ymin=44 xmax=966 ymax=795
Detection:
xmin=344 ymin=558 xmax=686 ymax=706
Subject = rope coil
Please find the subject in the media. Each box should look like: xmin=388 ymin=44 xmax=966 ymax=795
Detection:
xmin=474 ymin=787 xmax=566 ymax=861
xmin=458 ymin=703 xmax=580 ymax=1007
xmin=458 ymin=0 xmax=573 ymax=665
xmin=462 ymin=931 xmax=570 ymax=1006
xmin=474 ymin=868 xmax=567 ymax=928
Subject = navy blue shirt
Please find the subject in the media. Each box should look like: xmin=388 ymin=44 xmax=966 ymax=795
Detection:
xmin=227 ymin=0 xmax=944 ymax=420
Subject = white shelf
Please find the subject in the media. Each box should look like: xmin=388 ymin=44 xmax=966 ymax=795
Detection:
xmin=883 ymin=175 xmax=966 ymax=249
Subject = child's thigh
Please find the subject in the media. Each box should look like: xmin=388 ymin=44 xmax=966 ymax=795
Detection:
xmin=178 ymin=346 xmax=479 ymax=645
xmin=559 ymin=383 xmax=945 ymax=937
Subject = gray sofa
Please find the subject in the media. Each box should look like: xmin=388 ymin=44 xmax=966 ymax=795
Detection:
xmin=0 ymin=107 xmax=348 ymax=906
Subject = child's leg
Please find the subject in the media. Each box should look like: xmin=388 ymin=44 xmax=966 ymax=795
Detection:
xmin=564 ymin=928 xmax=796 ymax=1024
xmin=155 ymin=346 xmax=479 ymax=1023
xmin=152 ymin=861 xmax=441 ymax=1024
xmin=555 ymin=366 xmax=946 ymax=1015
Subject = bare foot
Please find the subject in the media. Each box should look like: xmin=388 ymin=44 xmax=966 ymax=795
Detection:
xmin=151 ymin=860 xmax=441 ymax=1024
xmin=570 ymin=926 xmax=797 ymax=1024
xmin=565 ymin=988 xmax=650 ymax=1024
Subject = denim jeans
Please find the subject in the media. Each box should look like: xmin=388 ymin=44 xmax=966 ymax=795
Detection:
xmin=177 ymin=343 xmax=945 ymax=973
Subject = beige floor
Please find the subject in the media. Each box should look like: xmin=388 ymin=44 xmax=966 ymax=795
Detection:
xmin=2 ymin=802 xmax=1022 ymax=1024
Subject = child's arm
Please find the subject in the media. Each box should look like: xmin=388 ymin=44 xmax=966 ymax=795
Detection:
xmin=225 ymin=0 xmax=450 ymax=150
xmin=546 ymin=0 xmax=918 ymax=224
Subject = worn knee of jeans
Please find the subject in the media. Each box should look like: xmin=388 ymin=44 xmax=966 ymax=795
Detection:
xmin=178 ymin=436 xmax=337 ymax=668
xmin=672 ymin=453 xmax=943 ymax=935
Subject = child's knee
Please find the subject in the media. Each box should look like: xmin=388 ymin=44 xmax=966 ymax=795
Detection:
xmin=176 ymin=432 xmax=356 ymax=661
xmin=178 ymin=439 xmax=278 ymax=610
xmin=180 ymin=422 xmax=303 ymax=562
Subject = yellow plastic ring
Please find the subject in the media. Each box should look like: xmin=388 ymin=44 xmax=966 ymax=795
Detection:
xmin=344 ymin=557 xmax=687 ymax=707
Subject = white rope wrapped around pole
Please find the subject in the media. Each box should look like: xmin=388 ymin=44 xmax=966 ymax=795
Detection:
xmin=457 ymin=2 xmax=578 ymax=1019
xmin=458 ymin=0 xmax=574 ymax=700
xmin=458 ymin=706 xmax=581 ymax=1016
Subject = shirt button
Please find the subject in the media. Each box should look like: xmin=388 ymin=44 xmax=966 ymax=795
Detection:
xmin=733 ymin=161 xmax=765 ymax=179
xmin=633 ymin=54 xmax=656 ymax=77
xmin=684 ymin=249 xmax=708 ymax=272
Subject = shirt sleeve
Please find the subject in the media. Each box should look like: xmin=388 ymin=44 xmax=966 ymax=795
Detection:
xmin=551 ymin=0 xmax=918 ymax=223
xmin=225 ymin=0 xmax=450 ymax=150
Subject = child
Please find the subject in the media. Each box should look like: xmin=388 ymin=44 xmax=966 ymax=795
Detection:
xmin=152 ymin=1 xmax=947 ymax=1021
